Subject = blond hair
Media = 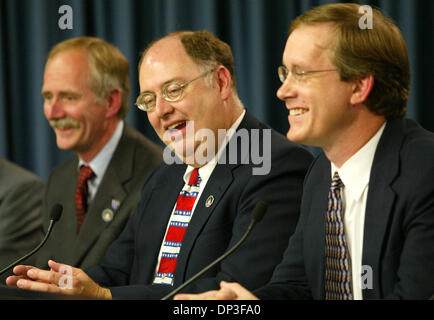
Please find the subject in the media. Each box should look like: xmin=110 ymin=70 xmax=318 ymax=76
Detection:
xmin=290 ymin=3 xmax=409 ymax=118
xmin=47 ymin=37 xmax=130 ymax=119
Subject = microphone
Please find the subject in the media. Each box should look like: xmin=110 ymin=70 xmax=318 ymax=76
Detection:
xmin=0 ymin=204 xmax=63 ymax=276
xmin=161 ymin=200 xmax=268 ymax=300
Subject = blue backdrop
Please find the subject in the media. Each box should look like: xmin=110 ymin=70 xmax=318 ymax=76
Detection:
xmin=1 ymin=0 xmax=433 ymax=180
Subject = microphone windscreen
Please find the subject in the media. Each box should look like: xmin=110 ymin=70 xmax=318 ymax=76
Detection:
xmin=251 ymin=200 xmax=268 ymax=223
xmin=49 ymin=204 xmax=63 ymax=222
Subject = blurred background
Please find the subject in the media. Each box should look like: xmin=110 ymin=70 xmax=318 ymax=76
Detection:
xmin=1 ymin=0 xmax=433 ymax=180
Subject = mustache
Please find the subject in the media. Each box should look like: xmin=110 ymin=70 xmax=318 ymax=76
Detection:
xmin=49 ymin=118 xmax=80 ymax=129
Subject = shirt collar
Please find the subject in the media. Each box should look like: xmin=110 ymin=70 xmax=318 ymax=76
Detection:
xmin=331 ymin=122 xmax=386 ymax=201
xmin=183 ymin=110 xmax=246 ymax=185
xmin=78 ymin=120 xmax=124 ymax=179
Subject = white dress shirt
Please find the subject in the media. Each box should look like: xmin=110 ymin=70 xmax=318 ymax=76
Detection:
xmin=78 ymin=120 xmax=124 ymax=204
xmin=331 ymin=122 xmax=386 ymax=300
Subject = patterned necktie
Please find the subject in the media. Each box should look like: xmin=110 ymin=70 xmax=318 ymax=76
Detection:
xmin=75 ymin=165 xmax=95 ymax=231
xmin=154 ymin=168 xmax=201 ymax=285
xmin=324 ymin=171 xmax=353 ymax=300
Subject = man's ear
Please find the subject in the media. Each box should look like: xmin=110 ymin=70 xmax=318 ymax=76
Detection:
xmin=214 ymin=66 xmax=232 ymax=100
xmin=105 ymin=89 xmax=122 ymax=118
xmin=350 ymin=74 xmax=374 ymax=105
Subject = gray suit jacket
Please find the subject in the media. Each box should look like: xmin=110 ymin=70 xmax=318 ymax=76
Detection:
xmin=36 ymin=123 xmax=162 ymax=269
xmin=0 ymin=158 xmax=44 ymax=283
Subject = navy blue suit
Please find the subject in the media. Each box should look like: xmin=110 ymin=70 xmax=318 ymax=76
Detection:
xmin=255 ymin=118 xmax=434 ymax=300
xmin=86 ymin=111 xmax=314 ymax=299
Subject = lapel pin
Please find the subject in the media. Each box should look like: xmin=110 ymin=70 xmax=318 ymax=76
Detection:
xmin=111 ymin=199 xmax=120 ymax=210
xmin=102 ymin=208 xmax=114 ymax=223
xmin=205 ymin=195 xmax=214 ymax=208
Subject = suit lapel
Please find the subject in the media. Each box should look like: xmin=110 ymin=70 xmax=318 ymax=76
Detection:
xmin=362 ymin=119 xmax=404 ymax=299
xmin=73 ymin=125 xmax=133 ymax=265
xmin=138 ymin=163 xmax=187 ymax=283
xmin=305 ymin=156 xmax=331 ymax=299
xmin=175 ymin=163 xmax=235 ymax=283
xmin=73 ymin=167 xmax=127 ymax=264
xmin=174 ymin=111 xmax=257 ymax=284
xmin=54 ymin=157 xmax=80 ymax=263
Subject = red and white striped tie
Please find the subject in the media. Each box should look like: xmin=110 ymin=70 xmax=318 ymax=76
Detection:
xmin=154 ymin=168 xmax=201 ymax=285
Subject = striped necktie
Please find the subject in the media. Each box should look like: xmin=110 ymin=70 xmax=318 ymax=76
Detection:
xmin=75 ymin=165 xmax=95 ymax=232
xmin=154 ymin=168 xmax=201 ymax=285
xmin=324 ymin=171 xmax=353 ymax=300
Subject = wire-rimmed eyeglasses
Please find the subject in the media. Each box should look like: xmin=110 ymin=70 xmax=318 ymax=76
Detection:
xmin=278 ymin=65 xmax=337 ymax=83
xmin=135 ymin=69 xmax=215 ymax=112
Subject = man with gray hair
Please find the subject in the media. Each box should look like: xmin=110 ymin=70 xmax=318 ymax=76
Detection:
xmin=33 ymin=37 xmax=162 ymax=270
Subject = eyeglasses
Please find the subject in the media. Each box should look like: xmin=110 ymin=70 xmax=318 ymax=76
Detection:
xmin=135 ymin=69 xmax=214 ymax=112
xmin=277 ymin=65 xmax=337 ymax=83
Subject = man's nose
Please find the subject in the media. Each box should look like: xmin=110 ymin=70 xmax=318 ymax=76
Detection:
xmin=44 ymin=98 xmax=66 ymax=120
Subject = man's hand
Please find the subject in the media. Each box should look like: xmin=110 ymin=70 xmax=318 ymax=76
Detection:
xmin=174 ymin=281 xmax=259 ymax=300
xmin=6 ymin=260 xmax=111 ymax=299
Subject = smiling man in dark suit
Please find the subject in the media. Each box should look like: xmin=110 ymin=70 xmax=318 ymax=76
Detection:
xmin=30 ymin=37 xmax=162 ymax=270
xmin=7 ymin=31 xmax=313 ymax=299
xmin=175 ymin=3 xmax=434 ymax=300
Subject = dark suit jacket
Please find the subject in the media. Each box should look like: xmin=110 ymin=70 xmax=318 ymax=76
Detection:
xmin=86 ymin=111 xmax=314 ymax=299
xmin=255 ymin=118 xmax=434 ymax=300
xmin=0 ymin=159 xmax=44 ymax=283
xmin=36 ymin=123 xmax=162 ymax=269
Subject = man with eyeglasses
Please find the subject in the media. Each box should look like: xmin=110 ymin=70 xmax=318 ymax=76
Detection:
xmin=176 ymin=3 xmax=434 ymax=300
xmin=7 ymin=31 xmax=313 ymax=299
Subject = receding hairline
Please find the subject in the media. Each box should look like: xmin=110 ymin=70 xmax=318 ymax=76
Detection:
xmin=138 ymin=32 xmax=192 ymax=71
xmin=46 ymin=47 xmax=91 ymax=67
xmin=44 ymin=48 xmax=92 ymax=89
